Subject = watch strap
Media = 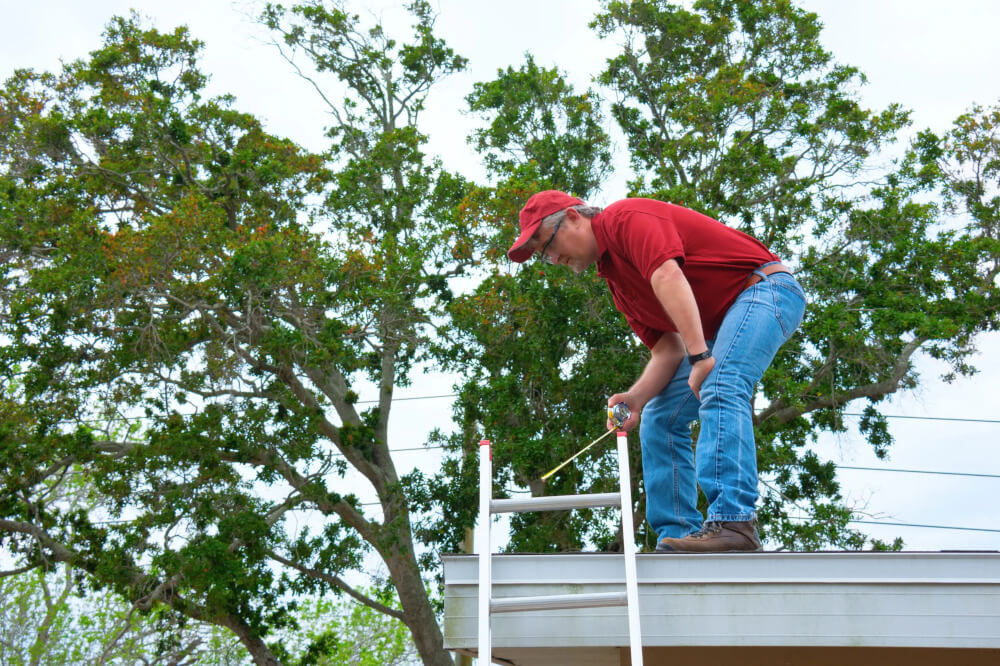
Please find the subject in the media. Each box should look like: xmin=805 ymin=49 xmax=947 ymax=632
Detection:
xmin=688 ymin=350 xmax=713 ymax=365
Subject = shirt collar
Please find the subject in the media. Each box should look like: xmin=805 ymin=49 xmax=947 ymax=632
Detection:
xmin=591 ymin=210 xmax=611 ymax=275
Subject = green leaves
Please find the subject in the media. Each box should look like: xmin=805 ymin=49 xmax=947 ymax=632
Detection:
xmin=438 ymin=2 xmax=1000 ymax=554
xmin=430 ymin=60 xmax=653 ymax=551
xmin=3 ymin=5 xmax=477 ymax=664
xmin=595 ymin=0 xmax=909 ymax=252
xmin=466 ymin=54 xmax=612 ymax=197
xmin=4 ymin=3 xmax=1000 ymax=661
xmin=945 ymin=102 xmax=1000 ymax=235
xmin=264 ymin=0 xmax=466 ymax=134
xmin=0 ymin=562 xmax=249 ymax=665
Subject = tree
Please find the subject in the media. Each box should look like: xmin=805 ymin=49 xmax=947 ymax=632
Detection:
xmin=1 ymin=543 xmax=415 ymax=666
xmin=270 ymin=589 xmax=418 ymax=666
xmin=434 ymin=0 xmax=1000 ymax=551
xmin=420 ymin=56 xmax=659 ymax=554
xmin=1 ymin=5 xmax=469 ymax=665
xmin=0 ymin=445 xmax=247 ymax=665
xmin=938 ymin=101 xmax=1000 ymax=248
xmin=0 ymin=561 xmax=248 ymax=666
xmin=592 ymin=0 xmax=909 ymax=251
xmin=587 ymin=0 xmax=919 ymax=547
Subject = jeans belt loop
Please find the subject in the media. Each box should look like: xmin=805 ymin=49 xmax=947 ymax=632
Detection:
xmin=744 ymin=262 xmax=792 ymax=290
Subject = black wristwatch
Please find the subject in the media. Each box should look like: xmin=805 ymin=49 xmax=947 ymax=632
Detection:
xmin=688 ymin=350 xmax=713 ymax=365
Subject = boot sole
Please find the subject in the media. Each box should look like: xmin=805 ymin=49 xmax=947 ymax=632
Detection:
xmin=654 ymin=545 xmax=763 ymax=553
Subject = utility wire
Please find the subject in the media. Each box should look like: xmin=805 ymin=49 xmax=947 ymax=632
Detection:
xmin=841 ymin=412 xmax=1000 ymax=425
xmin=358 ymin=395 xmax=1000 ymax=426
xmin=52 ymin=439 xmax=995 ymax=482
xmin=54 ymin=391 xmax=1000 ymax=426
xmin=22 ymin=436 xmax=1000 ymax=482
xmin=849 ymin=519 xmax=1000 ymax=535
xmin=357 ymin=396 xmax=1000 ymax=426
xmin=82 ymin=515 xmax=1000 ymax=535
xmin=837 ymin=465 xmax=1000 ymax=480
xmin=355 ymin=394 xmax=455 ymax=404
xmin=346 ymin=445 xmax=1000 ymax=483
xmin=35 ymin=395 xmax=1000 ymax=530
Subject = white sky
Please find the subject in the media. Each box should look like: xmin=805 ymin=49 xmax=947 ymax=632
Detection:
xmin=3 ymin=1 xmax=1000 ymax=551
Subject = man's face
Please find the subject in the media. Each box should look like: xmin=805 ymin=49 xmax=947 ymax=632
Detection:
xmin=532 ymin=209 xmax=594 ymax=274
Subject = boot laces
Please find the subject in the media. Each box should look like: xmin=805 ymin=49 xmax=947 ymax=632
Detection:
xmin=690 ymin=521 xmax=723 ymax=538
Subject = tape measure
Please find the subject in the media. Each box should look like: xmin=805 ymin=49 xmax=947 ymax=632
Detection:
xmin=608 ymin=402 xmax=631 ymax=428
xmin=541 ymin=403 xmax=632 ymax=481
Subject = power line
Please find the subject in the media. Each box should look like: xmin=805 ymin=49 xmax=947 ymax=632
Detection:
xmin=368 ymin=396 xmax=1000 ymax=426
xmin=58 ymin=393 xmax=1000 ymax=426
xmin=837 ymin=465 xmax=1000 ymax=480
xmin=57 ymin=438 xmax=995 ymax=483
xmin=365 ymin=395 xmax=1000 ymax=426
xmin=849 ymin=519 xmax=1000 ymax=535
xmin=356 ymin=394 xmax=455 ymax=404
xmin=21 ymin=435 xmax=1000 ymax=483
xmin=373 ymin=446 xmax=1000 ymax=483
xmin=75 ymin=516 xmax=1000 ymax=536
xmin=841 ymin=412 xmax=1000 ymax=425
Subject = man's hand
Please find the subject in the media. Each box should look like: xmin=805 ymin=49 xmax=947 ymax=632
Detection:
xmin=688 ymin=355 xmax=715 ymax=400
xmin=607 ymin=393 xmax=641 ymax=431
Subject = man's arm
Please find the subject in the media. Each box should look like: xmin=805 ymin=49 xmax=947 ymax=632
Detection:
xmin=607 ymin=331 xmax=685 ymax=431
xmin=649 ymin=258 xmax=708 ymax=356
xmin=649 ymin=258 xmax=715 ymax=399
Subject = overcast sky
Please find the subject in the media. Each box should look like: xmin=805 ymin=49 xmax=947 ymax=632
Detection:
xmin=3 ymin=1 xmax=999 ymax=551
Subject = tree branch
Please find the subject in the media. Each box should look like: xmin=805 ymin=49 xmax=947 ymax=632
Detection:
xmin=0 ymin=561 xmax=42 ymax=578
xmin=267 ymin=550 xmax=405 ymax=620
xmin=29 ymin=564 xmax=74 ymax=666
xmin=0 ymin=520 xmax=78 ymax=564
xmin=759 ymin=337 xmax=927 ymax=424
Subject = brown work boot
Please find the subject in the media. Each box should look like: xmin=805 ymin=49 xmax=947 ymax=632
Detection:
xmin=655 ymin=520 xmax=762 ymax=553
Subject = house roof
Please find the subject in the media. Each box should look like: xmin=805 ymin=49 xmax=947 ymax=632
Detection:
xmin=443 ymin=551 xmax=1000 ymax=665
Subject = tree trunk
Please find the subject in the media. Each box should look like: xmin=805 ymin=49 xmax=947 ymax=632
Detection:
xmin=219 ymin=614 xmax=283 ymax=666
xmin=455 ymin=527 xmax=475 ymax=666
xmin=386 ymin=551 xmax=454 ymax=666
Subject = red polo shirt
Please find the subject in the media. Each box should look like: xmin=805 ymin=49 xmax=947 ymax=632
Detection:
xmin=592 ymin=198 xmax=780 ymax=349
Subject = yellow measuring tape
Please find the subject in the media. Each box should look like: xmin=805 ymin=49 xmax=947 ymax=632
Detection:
xmin=540 ymin=427 xmax=617 ymax=481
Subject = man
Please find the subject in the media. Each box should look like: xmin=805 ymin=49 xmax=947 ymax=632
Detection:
xmin=507 ymin=190 xmax=806 ymax=553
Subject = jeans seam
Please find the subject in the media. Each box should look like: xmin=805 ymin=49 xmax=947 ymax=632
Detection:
xmin=708 ymin=287 xmax=755 ymax=514
xmin=772 ymin=278 xmax=804 ymax=294
xmin=667 ymin=391 xmax=695 ymax=527
xmin=708 ymin=512 xmax=755 ymax=522
xmin=770 ymin=278 xmax=806 ymax=338
xmin=771 ymin=281 xmax=791 ymax=338
xmin=668 ymin=431 xmax=681 ymax=525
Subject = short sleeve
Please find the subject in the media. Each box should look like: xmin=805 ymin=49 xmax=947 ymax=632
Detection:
xmin=625 ymin=314 xmax=664 ymax=349
xmin=614 ymin=209 xmax=685 ymax=282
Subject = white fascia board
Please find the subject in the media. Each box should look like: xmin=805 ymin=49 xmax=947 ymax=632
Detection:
xmin=443 ymin=552 xmax=1000 ymax=650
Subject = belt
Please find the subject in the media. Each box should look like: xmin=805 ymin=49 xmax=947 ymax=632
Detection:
xmin=744 ymin=262 xmax=792 ymax=289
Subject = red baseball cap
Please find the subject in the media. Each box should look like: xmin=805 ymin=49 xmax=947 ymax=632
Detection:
xmin=507 ymin=190 xmax=584 ymax=263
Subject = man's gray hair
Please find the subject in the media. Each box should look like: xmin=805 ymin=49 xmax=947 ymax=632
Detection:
xmin=539 ymin=204 xmax=604 ymax=230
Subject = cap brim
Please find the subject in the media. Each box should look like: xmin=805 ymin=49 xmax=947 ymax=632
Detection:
xmin=507 ymin=220 xmax=541 ymax=263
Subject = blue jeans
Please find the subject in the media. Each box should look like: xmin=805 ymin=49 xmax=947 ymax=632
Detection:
xmin=639 ymin=268 xmax=806 ymax=539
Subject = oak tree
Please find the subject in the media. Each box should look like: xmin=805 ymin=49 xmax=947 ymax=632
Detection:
xmin=1 ymin=5 xmax=468 ymax=664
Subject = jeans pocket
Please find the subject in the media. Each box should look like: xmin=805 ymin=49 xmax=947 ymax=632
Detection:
xmin=771 ymin=277 xmax=806 ymax=339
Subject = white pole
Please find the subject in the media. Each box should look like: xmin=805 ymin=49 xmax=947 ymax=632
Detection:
xmin=477 ymin=439 xmax=492 ymax=665
xmin=617 ymin=431 xmax=643 ymax=666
